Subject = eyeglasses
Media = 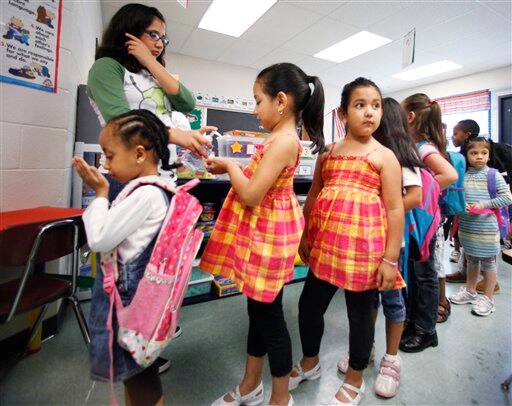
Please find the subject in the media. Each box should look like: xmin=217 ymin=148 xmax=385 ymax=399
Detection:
xmin=145 ymin=30 xmax=169 ymax=47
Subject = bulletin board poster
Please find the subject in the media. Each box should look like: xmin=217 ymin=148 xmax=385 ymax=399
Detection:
xmin=0 ymin=0 xmax=63 ymax=93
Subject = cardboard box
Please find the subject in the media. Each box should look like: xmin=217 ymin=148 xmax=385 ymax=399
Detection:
xmin=212 ymin=275 xmax=239 ymax=297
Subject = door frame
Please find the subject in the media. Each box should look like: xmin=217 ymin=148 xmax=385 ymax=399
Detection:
xmin=498 ymin=93 xmax=512 ymax=144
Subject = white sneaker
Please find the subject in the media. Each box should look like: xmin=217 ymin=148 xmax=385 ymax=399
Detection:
xmin=472 ymin=296 xmax=496 ymax=316
xmin=328 ymin=380 xmax=365 ymax=405
xmin=449 ymin=286 xmax=478 ymax=305
xmin=211 ymin=382 xmax=264 ymax=406
xmin=374 ymin=355 xmax=401 ymax=398
xmin=288 ymin=362 xmax=321 ymax=391
xmin=337 ymin=346 xmax=375 ymax=374
xmin=449 ymin=249 xmax=461 ymax=263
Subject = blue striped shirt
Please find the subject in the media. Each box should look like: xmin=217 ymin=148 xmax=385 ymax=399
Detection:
xmin=459 ymin=166 xmax=512 ymax=257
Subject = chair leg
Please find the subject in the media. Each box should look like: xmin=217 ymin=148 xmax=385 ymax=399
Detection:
xmin=68 ymin=295 xmax=91 ymax=345
xmin=24 ymin=304 xmax=48 ymax=353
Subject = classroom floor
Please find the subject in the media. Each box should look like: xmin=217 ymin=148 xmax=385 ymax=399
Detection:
xmin=1 ymin=244 xmax=511 ymax=406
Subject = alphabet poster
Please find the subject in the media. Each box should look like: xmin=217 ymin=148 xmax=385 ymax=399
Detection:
xmin=1 ymin=0 xmax=62 ymax=93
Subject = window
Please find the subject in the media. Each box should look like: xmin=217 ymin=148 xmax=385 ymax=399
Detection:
xmin=436 ymin=90 xmax=491 ymax=151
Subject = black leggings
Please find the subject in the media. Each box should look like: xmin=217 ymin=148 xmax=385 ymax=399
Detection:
xmin=298 ymin=272 xmax=377 ymax=371
xmin=124 ymin=364 xmax=162 ymax=405
xmin=247 ymin=290 xmax=292 ymax=377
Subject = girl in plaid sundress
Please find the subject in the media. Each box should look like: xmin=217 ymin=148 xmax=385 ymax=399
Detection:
xmin=289 ymin=78 xmax=405 ymax=405
xmin=200 ymin=63 xmax=326 ymax=406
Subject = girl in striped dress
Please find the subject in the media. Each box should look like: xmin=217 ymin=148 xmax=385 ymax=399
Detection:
xmin=449 ymin=137 xmax=512 ymax=316
xmin=200 ymin=63 xmax=325 ymax=406
xmin=289 ymin=78 xmax=405 ymax=405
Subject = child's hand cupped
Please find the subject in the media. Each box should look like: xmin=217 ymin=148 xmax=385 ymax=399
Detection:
xmin=377 ymin=261 xmax=396 ymax=291
xmin=72 ymin=157 xmax=109 ymax=198
xmin=205 ymin=157 xmax=231 ymax=174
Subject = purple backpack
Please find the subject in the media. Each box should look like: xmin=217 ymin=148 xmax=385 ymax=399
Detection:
xmin=487 ymin=168 xmax=511 ymax=239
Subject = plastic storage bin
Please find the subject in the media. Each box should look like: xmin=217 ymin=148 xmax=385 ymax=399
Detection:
xmin=217 ymin=135 xmax=265 ymax=158
xmin=185 ymin=268 xmax=214 ymax=298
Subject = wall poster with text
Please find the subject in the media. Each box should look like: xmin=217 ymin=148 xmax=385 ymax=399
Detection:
xmin=1 ymin=0 xmax=63 ymax=93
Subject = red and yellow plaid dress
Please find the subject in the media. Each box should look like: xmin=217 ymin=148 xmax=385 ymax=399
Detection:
xmin=200 ymin=140 xmax=304 ymax=303
xmin=307 ymin=147 xmax=405 ymax=291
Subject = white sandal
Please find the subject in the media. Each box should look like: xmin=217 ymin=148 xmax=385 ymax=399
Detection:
xmin=288 ymin=362 xmax=321 ymax=390
xmin=329 ymin=380 xmax=365 ymax=405
xmin=211 ymin=382 xmax=264 ymax=406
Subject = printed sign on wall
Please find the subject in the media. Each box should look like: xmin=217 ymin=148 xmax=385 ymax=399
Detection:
xmin=1 ymin=0 xmax=63 ymax=93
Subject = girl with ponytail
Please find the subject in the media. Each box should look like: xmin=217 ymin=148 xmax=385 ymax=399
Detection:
xmin=400 ymin=93 xmax=458 ymax=351
xmin=71 ymin=109 xmax=180 ymax=405
xmin=200 ymin=63 xmax=325 ymax=406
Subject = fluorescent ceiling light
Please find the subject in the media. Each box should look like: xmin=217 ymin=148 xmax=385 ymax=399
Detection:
xmin=392 ymin=60 xmax=462 ymax=81
xmin=199 ymin=0 xmax=277 ymax=37
xmin=314 ymin=31 xmax=392 ymax=63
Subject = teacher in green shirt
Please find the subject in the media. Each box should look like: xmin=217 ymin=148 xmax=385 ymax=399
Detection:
xmin=87 ymin=3 xmax=213 ymax=158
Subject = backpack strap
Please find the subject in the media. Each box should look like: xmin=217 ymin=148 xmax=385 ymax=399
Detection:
xmin=176 ymin=178 xmax=200 ymax=193
xmin=100 ymin=250 xmax=123 ymax=406
xmin=486 ymin=168 xmax=504 ymax=227
xmin=487 ymin=168 xmax=497 ymax=198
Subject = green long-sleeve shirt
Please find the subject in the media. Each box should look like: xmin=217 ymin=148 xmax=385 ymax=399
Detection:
xmin=87 ymin=57 xmax=195 ymax=125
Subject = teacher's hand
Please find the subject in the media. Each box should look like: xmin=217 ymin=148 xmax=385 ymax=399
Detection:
xmin=125 ymin=33 xmax=155 ymax=67
xmin=169 ymin=126 xmax=216 ymax=158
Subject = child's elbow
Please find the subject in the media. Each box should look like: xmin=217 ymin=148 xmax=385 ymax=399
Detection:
xmin=87 ymin=238 xmax=113 ymax=253
xmin=449 ymin=172 xmax=458 ymax=185
xmin=410 ymin=192 xmax=422 ymax=209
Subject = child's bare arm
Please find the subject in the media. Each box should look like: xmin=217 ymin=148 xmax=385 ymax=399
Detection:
xmin=424 ymin=153 xmax=458 ymax=190
xmin=403 ymin=185 xmax=422 ymax=212
xmin=210 ymin=136 xmax=298 ymax=206
xmin=378 ymin=149 xmax=405 ymax=290
xmin=298 ymin=152 xmax=325 ymax=262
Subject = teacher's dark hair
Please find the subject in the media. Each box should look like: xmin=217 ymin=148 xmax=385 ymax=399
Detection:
xmin=96 ymin=3 xmax=166 ymax=73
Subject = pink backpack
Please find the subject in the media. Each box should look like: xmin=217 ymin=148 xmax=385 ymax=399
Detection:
xmin=100 ymin=178 xmax=203 ymax=389
xmin=407 ymin=168 xmax=441 ymax=261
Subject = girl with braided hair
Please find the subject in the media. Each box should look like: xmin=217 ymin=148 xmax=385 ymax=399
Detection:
xmin=72 ymin=109 xmax=179 ymax=406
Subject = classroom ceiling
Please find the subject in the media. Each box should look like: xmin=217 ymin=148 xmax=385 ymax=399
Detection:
xmin=100 ymin=0 xmax=512 ymax=94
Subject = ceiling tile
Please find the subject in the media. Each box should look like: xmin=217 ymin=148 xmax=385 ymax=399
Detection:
xmin=250 ymin=48 xmax=309 ymax=71
xmin=297 ymin=57 xmax=338 ymax=76
xmin=241 ymin=2 xmax=324 ymax=47
xmin=180 ymin=29 xmax=236 ymax=60
xmin=167 ymin=22 xmax=195 ymax=53
xmin=336 ymin=40 xmax=403 ymax=77
xmin=479 ymin=0 xmax=512 ymax=22
xmin=330 ymin=0 xmax=405 ymax=28
xmin=281 ymin=17 xmax=360 ymax=55
xmin=320 ymin=63 xmax=366 ymax=88
xmin=286 ymin=0 xmax=348 ymax=15
xmin=371 ymin=1 xmax=481 ymax=40
xmin=217 ymin=40 xmax=277 ymax=67
xmin=148 ymin=0 xmax=213 ymax=27
xmin=419 ymin=5 xmax=509 ymax=51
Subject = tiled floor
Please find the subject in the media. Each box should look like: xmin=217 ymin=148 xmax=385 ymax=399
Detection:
xmin=1 ymin=245 xmax=510 ymax=405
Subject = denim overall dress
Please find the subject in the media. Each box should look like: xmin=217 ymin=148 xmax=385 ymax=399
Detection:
xmin=89 ymin=238 xmax=156 ymax=382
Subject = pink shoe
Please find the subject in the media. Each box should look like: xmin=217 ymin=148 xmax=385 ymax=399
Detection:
xmin=374 ymin=355 xmax=401 ymax=398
